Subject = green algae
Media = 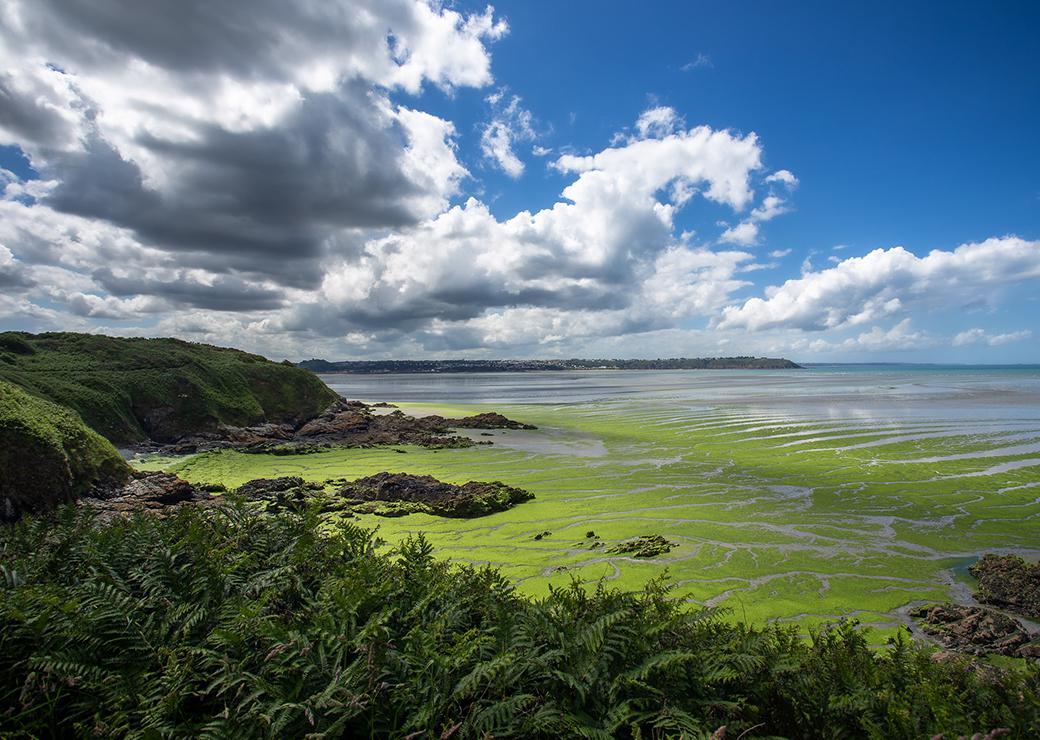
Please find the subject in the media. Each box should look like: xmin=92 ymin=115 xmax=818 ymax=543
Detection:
xmin=144 ymin=400 xmax=1040 ymax=634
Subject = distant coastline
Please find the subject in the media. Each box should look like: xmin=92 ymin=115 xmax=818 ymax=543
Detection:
xmin=298 ymin=357 xmax=801 ymax=373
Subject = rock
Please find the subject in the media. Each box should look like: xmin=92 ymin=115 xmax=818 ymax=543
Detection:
xmin=143 ymin=399 xmax=536 ymax=455
xmin=80 ymin=471 xmax=214 ymax=520
xmin=234 ymin=476 xmax=347 ymax=514
xmin=909 ymin=603 xmax=1040 ymax=658
xmin=338 ymin=472 xmax=533 ymax=518
xmin=970 ymin=553 xmax=1040 ymax=620
xmin=236 ymin=476 xmax=322 ymax=498
xmin=440 ymin=412 xmax=537 ymax=430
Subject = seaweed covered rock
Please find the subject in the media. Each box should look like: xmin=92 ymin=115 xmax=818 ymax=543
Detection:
xmin=608 ymin=535 xmax=675 ymax=558
xmin=0 ymin=380 xmax=131 ymax=522
xmin=909 ymin=603 xmax=1040 ymax=658
xmin=431 ymin=412 xmax=536 ymax=430
xmin=970 ymin=554 xmax=1040 ymax=620
xmin=235 ymin=476 xmax=348 ymax=514
xmin=339 ymin=472 xmax=533 ymax=518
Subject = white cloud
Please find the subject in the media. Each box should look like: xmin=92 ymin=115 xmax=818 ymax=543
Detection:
xmin=719 ymin=221 xmax=759 ymax=246
xmin=718 ymin=237 xmax=1040 ymax=331
xmin=750 ymin=194 xmax=788 ymax=222
xmin=277 ymin=114 xmax=767 ymax=346
xmin=764 ymin=169 xmax=799 ymax=188
xmin=480 ymin=93 xmax=536 ymax=178
xmin=634 ymin=106 xmax=683 ymax=139
xmin=681 ymin=53 xmax=713 ymax=72
xmin=769 ymin=248 xmax=792 ymax=258
xmin=953 ymin=328 xmax=1033 ymax=347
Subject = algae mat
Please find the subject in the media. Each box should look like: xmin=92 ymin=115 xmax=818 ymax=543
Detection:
xmin=146 ymin=389 xmax=1040 ymax=638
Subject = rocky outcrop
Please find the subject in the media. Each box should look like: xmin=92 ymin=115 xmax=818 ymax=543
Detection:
xmin=970 ymin=554 xmax=1040 ymax=620
xmin=338 ymin=472 xmax=533 ymax=518
xmin=909 ymin=603 xmax=1040 ymax=658
xmin=233 ymin=476 xmax=351 ymax=515
xmin=80 ymin=471 xmax=214 ymax=520
xmin=141 ymin=399 xmax=537 ymax=455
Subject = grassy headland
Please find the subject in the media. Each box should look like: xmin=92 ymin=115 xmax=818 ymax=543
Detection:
xmin=0 ymin=332 xmax=338 ymax=445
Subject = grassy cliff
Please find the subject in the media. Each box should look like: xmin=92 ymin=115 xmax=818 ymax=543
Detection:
xmin=0 ymin=380 xmax=130 ymax=521
xmin=0 ymin=332 xmax=338 ymax=445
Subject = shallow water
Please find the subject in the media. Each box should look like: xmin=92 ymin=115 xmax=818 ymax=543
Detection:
xmin=321 ymin=364 xmax=1040 ymax=425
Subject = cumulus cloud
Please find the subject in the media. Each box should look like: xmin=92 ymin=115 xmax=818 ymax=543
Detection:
xmin=273 ymin=112 xmax=768 ymax=348
xmin=718 ymin=184 xmax=794 ymax=247
xmin=953 ymin=328 xmax=1033 ymax=347
xmin=0 ymin=0 xmax=504 ymax=300
xmin=719 ymin=221 xmax=759 ymax=246
xmin=718 ymin=237 xmax=1040 ymax=331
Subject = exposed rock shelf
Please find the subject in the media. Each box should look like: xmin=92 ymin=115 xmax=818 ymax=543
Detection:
xmin=76 ymin=472 xmax=534 ymax=521
xmin=137 ymin=399 xmax=536 ymax=455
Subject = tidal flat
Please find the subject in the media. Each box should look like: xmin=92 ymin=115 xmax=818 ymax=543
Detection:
xmin=139 ymin=366 xmax=1040 ymax=640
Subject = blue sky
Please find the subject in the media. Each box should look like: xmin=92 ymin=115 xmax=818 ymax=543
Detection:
xmin=0 ymin=1 xmax=1037 ymax=361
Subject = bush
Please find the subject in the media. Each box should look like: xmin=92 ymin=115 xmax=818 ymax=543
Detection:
xmin=1 ymin=504 xmax=1037 ymax=738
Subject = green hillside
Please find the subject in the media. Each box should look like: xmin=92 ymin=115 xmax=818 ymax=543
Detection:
xmin=0 ymin=332 xmax=338 ymax=445
xmin=0 ymin=380 xmax=130 ymax=521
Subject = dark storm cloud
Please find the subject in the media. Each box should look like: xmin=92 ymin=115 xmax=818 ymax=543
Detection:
xmin=0 ymin=73 xmax=76 ymax=149
xmin=12 ymin=0 xmax=405 ymax=80
xmin=39 ymin=82 xmax=429 ymax=289
xmin=0 ymin=265 xmax=35 ymax=290
xmin=93 ymin=268 xmax=286 ymax=312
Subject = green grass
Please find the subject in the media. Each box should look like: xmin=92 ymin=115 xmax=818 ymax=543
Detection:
xmin=0 ymin=380 xmax=130 ymax=520
xmin=140 ymin=400 xmax=1040 ymax=638
xmin=0 ymin=331 xmax=338 ymax=444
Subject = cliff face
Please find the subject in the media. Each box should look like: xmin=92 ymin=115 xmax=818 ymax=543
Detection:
xmin=0 ymin=380 xmax=131 ymax=521
xmin=0 ymin=332 xmax=339 ymax=445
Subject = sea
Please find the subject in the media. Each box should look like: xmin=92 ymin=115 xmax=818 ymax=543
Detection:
xmin=319 ymin=364 xmax=1040 ymax=427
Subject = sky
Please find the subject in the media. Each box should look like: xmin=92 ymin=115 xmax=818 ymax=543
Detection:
xmin=0 ymin=0 xmax=1038 ymax=363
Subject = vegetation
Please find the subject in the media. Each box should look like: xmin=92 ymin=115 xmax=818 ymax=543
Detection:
xmin=0 ymin=332 xmax=338 ymax=445
xmin=1 ymin=502 xmax=1037 ymax=738
xmin=0 ymin=380 xmax=129 ymax=522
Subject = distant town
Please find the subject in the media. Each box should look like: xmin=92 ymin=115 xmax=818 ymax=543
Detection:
xmin=297 ymin=357 xmax=802 ymax=373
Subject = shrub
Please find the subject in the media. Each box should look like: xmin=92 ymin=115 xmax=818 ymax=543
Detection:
xmin=1 ymin=504 xmax=1037 ymax=738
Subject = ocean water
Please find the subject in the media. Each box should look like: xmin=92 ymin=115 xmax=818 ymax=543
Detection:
xmin=320 ymin=365 xmax=1040 ymax=426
